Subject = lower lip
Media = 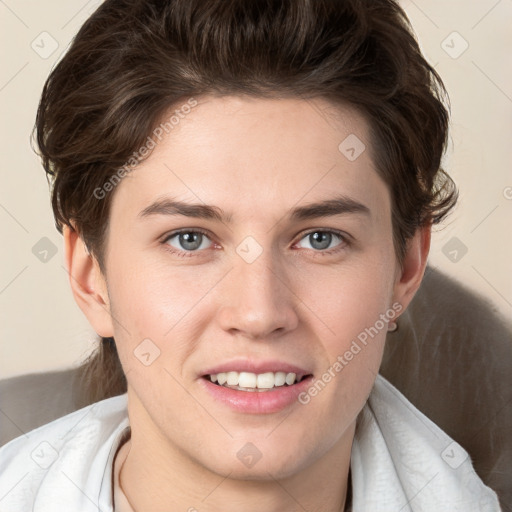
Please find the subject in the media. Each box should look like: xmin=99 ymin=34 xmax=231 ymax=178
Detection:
xmin=199 ymin=376 xmax=314 ymax=414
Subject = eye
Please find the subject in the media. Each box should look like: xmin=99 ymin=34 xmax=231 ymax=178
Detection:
xmin=163 ymin=230 xmax=213 ymax=252
xmin=296 ymin=230 xmax=347 ymax=251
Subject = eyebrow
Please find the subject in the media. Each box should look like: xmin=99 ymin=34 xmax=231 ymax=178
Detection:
xmin=137 ymin=195 xmax=371 ymax=223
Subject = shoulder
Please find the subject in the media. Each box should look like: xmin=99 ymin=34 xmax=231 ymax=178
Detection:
xmin=350 ymin=375 xmax=502 ymax=511
xmin=0 ymin=393 xmax=129 ymax=512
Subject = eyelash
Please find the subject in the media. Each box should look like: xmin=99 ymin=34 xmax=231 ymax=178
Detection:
xmin=161 ymin=228 xmax=215 ymax=258
xmin=160 ymin=228 xmax=351 ymax=258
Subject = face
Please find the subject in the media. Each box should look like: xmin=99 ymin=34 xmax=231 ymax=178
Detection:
xmin=86 ymin=96 xmax=406 ymax=479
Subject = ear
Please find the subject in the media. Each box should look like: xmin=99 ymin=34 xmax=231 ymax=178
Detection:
xmin=63 ymin=224 xmax=115 ymax=338
xmin=392 ymin=224 xmax=431 ymax=312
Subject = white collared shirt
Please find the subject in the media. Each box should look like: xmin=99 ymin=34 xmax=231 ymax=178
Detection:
xmin=0 ymin=375 xmax=501 ymax=511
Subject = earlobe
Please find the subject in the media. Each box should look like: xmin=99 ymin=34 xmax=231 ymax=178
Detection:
xmin=393 ymin=225 xmax=431 ymax=312
xmin=63 ymin=224 xmax=115 ymax=338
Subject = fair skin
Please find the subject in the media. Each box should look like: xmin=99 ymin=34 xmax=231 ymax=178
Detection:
xmin=64 ymin=95 xmax=429 ymax=512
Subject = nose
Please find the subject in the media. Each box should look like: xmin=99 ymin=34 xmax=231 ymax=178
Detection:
xmin=216 ymin=250 xmax=299 ymax=340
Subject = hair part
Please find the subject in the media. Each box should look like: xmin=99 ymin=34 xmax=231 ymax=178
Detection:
xmin=35 ymin=0 xmax=457 ymax=405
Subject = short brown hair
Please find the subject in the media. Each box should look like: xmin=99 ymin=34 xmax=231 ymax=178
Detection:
xmin=35 ymin=0 xmax=457 ymax=405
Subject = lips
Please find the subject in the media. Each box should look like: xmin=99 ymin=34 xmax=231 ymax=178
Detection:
xmin=199 ymin=372 xmax=315 ymax=414
xmin=197 ymin=359 xmax=315 ymax=413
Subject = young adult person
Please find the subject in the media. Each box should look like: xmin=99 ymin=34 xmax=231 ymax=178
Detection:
xmin=0 ymin=0 xmax=502 ymax=510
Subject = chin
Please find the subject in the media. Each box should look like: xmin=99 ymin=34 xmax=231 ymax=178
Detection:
xmin=200 ymin=445 xmax=309 ymax=481
xmin=218 ymin=460 xmax=304 ymax=482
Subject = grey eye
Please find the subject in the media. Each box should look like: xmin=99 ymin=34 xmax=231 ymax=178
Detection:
xmin=297 ymin=231 xmax=343 ymax=251
xmin=166 ymin=232 xmax=212 ymax=251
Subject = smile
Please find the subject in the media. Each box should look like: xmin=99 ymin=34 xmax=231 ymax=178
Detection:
xmin=206 ymin=371 xmax=310 ymax=391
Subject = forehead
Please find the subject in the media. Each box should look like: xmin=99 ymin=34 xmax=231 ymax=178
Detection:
xmin=110 ymin=95 xmax=389 ymax=224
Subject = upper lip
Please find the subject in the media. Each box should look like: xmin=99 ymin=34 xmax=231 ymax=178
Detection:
xmin=201 ymin=359 xmax=313 ymax=380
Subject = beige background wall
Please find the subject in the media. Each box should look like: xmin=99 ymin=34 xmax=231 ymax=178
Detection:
xmin=1 ymin=0 xmax=511 ymax=379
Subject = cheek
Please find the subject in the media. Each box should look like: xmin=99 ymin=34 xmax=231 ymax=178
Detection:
xmin=109 ymin=268 xmax=172 ymax=339
xmin=105 ymin=253 xmax=224 ymax=368
xmin=293 ymin=253 xmax=396 ymax=400
xmin=296 ymin=256 xmax=395 ymax=342
xmin=105 ymin=259 xmax=203 ymax=416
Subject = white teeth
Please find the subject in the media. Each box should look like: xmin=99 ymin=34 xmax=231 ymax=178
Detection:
xmin=226 ymin=371 xmax=239 ymax=386
xmin=208 ymin=371 xmax=303 ymax=390
xmin=273 ymin=372 xmax=286 ymax=386
xmin=256 ymin=372 xmax=275 ymax=389
xmin=238 ymin=372 xmax=257 ymax=388
xmin=285 ymin=373 xmax=296 ymax=386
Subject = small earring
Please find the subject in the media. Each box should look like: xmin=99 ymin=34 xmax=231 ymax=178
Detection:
xmin=388 ymin=320 xmax=398 ymax=333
